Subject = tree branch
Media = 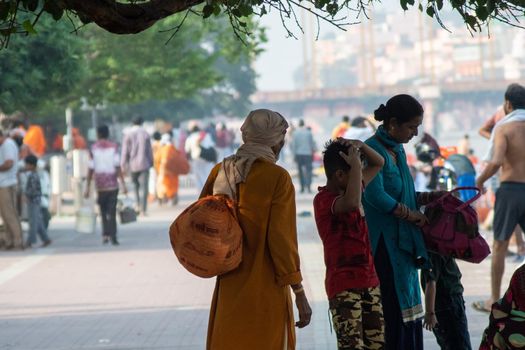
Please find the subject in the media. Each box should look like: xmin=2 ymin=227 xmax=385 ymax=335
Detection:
xmin=60 ymin=0 xmax=205 ymax=34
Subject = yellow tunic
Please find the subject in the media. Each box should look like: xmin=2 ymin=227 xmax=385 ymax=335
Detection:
xmin=201 ymin=159 xmax=303 ymax=350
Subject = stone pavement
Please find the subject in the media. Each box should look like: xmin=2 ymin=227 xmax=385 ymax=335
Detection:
xmin=0 ymin=185 xmax=523 ymax=350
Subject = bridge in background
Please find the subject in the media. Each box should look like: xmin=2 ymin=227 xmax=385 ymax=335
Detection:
xmin=252 ymin=79 xmax=515 ymax=135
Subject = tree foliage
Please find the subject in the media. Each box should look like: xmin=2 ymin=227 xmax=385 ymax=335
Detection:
xmin=0 ymin=11 xmax=261 ymax=121
xmin=0 ymin=0 xmax=524 ymax=48
xmin=83 ymin=13 xmax=261 ymax=118
xmin=0 ymin=15 xmax=86 ymax=114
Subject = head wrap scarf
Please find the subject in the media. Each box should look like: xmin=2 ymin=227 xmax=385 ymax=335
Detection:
xmin=213 ymin=109 xmax=289 ymax=199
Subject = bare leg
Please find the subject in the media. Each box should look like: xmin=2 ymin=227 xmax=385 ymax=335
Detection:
xmin=514 ymin=226 xmax=525 ymax=255
xmin=488 ymin=239 xmax=509 ymax=309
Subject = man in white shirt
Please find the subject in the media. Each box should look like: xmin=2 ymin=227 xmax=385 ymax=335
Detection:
xmin=0 ymin=130 xmax=23 ymax=250
xmin=185 ymin=125 xmax=216 ymax=191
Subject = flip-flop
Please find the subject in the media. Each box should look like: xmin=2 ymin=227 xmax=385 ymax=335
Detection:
xmin=472 ymin=300 xmax=491 ymax=313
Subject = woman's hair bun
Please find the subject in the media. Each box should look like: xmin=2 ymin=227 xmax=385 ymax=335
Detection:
xmin=374 ymin=104 xmax=389 ymax=122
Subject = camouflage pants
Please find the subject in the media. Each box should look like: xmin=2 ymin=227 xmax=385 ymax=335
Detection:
xmin=329 ymin=286 xmax=385 ymax=350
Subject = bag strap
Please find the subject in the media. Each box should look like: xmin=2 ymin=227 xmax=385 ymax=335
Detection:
xmin=435 ymin=186 xmax=481 ymax=210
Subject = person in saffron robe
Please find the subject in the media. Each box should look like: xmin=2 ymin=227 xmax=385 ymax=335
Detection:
xmin=200 ymin=109 xmax=312 ymax=350
xmin=156 ymin=133 xmax=179 ymax=205
xmin=24 ymin=125 xmax=47 ymax=157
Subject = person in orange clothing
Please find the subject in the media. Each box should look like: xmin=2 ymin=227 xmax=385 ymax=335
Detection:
xmin=155 ymin=133 xmax=179 ymax=205
xmin=24 ymin=125 xmax=47 ymax=157
xmin=200 ymin=109 xmax=312 ymax=350
xmin=72 ymin=128 xmax=87 ymax=150
xmin=331 ymin=115 xmax=351 ymax=140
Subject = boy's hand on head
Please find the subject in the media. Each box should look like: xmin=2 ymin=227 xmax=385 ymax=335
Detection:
xmin=336 ymin=138 xmax=363 ymax=150
xmin=338 ymin=146 xmax=361 ymax=168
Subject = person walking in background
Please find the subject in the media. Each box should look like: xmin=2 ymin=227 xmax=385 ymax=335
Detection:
xmin=121 ymin=116 xmax=153 ymax=216
xmin=38 ymin=159 xmax=51 ymax=229
xmin=215 ymin=122 xmax=235 ymax=160
xmin=149 ymin=131 xmax=162 ymax=204
xmin=155 ymin=133 xmax=179 ymax=206
xmin=343 ymin=116 xmax=376 ymax=142
xmin=86 ymin=125 xmax=128 ymax=245
xmin=421 ymin=251 xmax=472 ymax=350
xmin=314 ymin=139 xmax=385 ymax=349
xmin=201 ymin=109 xmax=311 ymax=349
xmin=72 ymin=128 xmax=87 ymax=150
xmin=185 ymin=125 xmax=216 ymax=191
xmin=23 ymin=155 xmax=51 ymax=249
xmin=474 ymin=83 xmax=525 ymax=313
xmin=457 ymin=134 xmax=470 ymax=156
xmin=0 ymin=129 xmax=23 ymax=250
xmin=24 ymin=124 xmax=47 ymax=157
xmin=363 ymin=94 xmax=444 ymax=350
xmin=291 ymin=120 xmax=316 ymax=193
xmin=171 ymin=120 xmax=187 ymax=151
xmin=331 ymin=115 xmax=351 ymax=140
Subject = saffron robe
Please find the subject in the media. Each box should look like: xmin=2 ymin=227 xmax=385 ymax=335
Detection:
xmin=201 ymin=159 xmax=303 ymax=350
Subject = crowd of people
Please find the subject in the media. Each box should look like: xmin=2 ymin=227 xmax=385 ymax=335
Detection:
xmin=0 ymin=115 xmax=238 ymax=250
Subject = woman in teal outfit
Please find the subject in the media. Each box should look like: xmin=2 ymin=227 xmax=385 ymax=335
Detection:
xmin=363 ymin=94 xmax=441 ymax=350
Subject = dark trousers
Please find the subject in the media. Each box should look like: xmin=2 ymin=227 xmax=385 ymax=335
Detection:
xmin=41 ymin=207 xmax=51 ymax=229
xmin=26 ymin=201 xmax=50 ymax=245
xmin=295 ymin=155 xmax=313 ymax=192
xmin=433 ymin=295 xmax=472 ymax=350
xmin=97 ymin=190 xmax=118 ymax=239
xmin=131 ymin=170 xmax=149 ymax=213
xmin=375 ymin=237 xmax=424 ymax=350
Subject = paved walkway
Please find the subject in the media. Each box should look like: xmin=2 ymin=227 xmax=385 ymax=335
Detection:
xmin=0 ymin=186 xmax=523 ymax=350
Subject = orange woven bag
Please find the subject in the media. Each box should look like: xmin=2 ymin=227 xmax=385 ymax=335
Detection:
xmin=169 ymin=195 xmax=242 ymax=278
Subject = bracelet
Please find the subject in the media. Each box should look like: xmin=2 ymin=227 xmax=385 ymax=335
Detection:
xmin=292 ymin=287 xmax=304 ymax=295
xmin=394 ymin=203 xmax=410 ymax=220
xmin=425 ymin=311 xmax=435 ymax=315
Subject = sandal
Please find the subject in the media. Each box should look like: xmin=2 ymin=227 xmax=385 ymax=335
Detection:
xmin=472 ymin=300 xmax=491 ymax=313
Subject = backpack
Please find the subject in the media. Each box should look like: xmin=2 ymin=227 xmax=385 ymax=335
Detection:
xmin=422 ymin=187 xmax=490 ymax=263
xmin=169 ymin=163 xmax=242 ymax=278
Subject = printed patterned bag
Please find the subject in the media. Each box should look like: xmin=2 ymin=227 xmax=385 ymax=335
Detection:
xmin=169 ymin=195 xmax=242 ymax=278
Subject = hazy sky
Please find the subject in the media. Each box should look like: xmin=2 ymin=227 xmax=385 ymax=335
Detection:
xmin=253 ymin=12 xmax=304 ymax=92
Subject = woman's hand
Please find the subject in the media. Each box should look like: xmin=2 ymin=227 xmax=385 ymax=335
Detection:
xmin=407 ymin=210 xmax=429 ymax=227
xmin=294 ymin=291 xmax=312 ymax=328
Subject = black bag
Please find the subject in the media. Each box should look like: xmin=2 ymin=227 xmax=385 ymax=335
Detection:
xmin=200 ymin=146 xmax=218 ymax=163
xmin=118 ymin=198 xmax=137 ymax=224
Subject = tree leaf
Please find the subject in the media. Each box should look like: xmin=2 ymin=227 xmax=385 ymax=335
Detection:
xmin=27 ymin=0 xmax=39 ymax=12
xmin=203 ymin=4 xmax=214 ymax=18
xmin=239 ymin=4 xmax=252 ymax=16
xmin=475 ymin=5 xmax=489 ymax=21
xmin=22 ymin=19 xmax=37 ymax=34
xmin=426 ymin=6 xmax=435 ymax=17
xmin=231 ymin=8 xmax=242 ymax=17
xmin=0 ymin=2 xmax=11 ymax=21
